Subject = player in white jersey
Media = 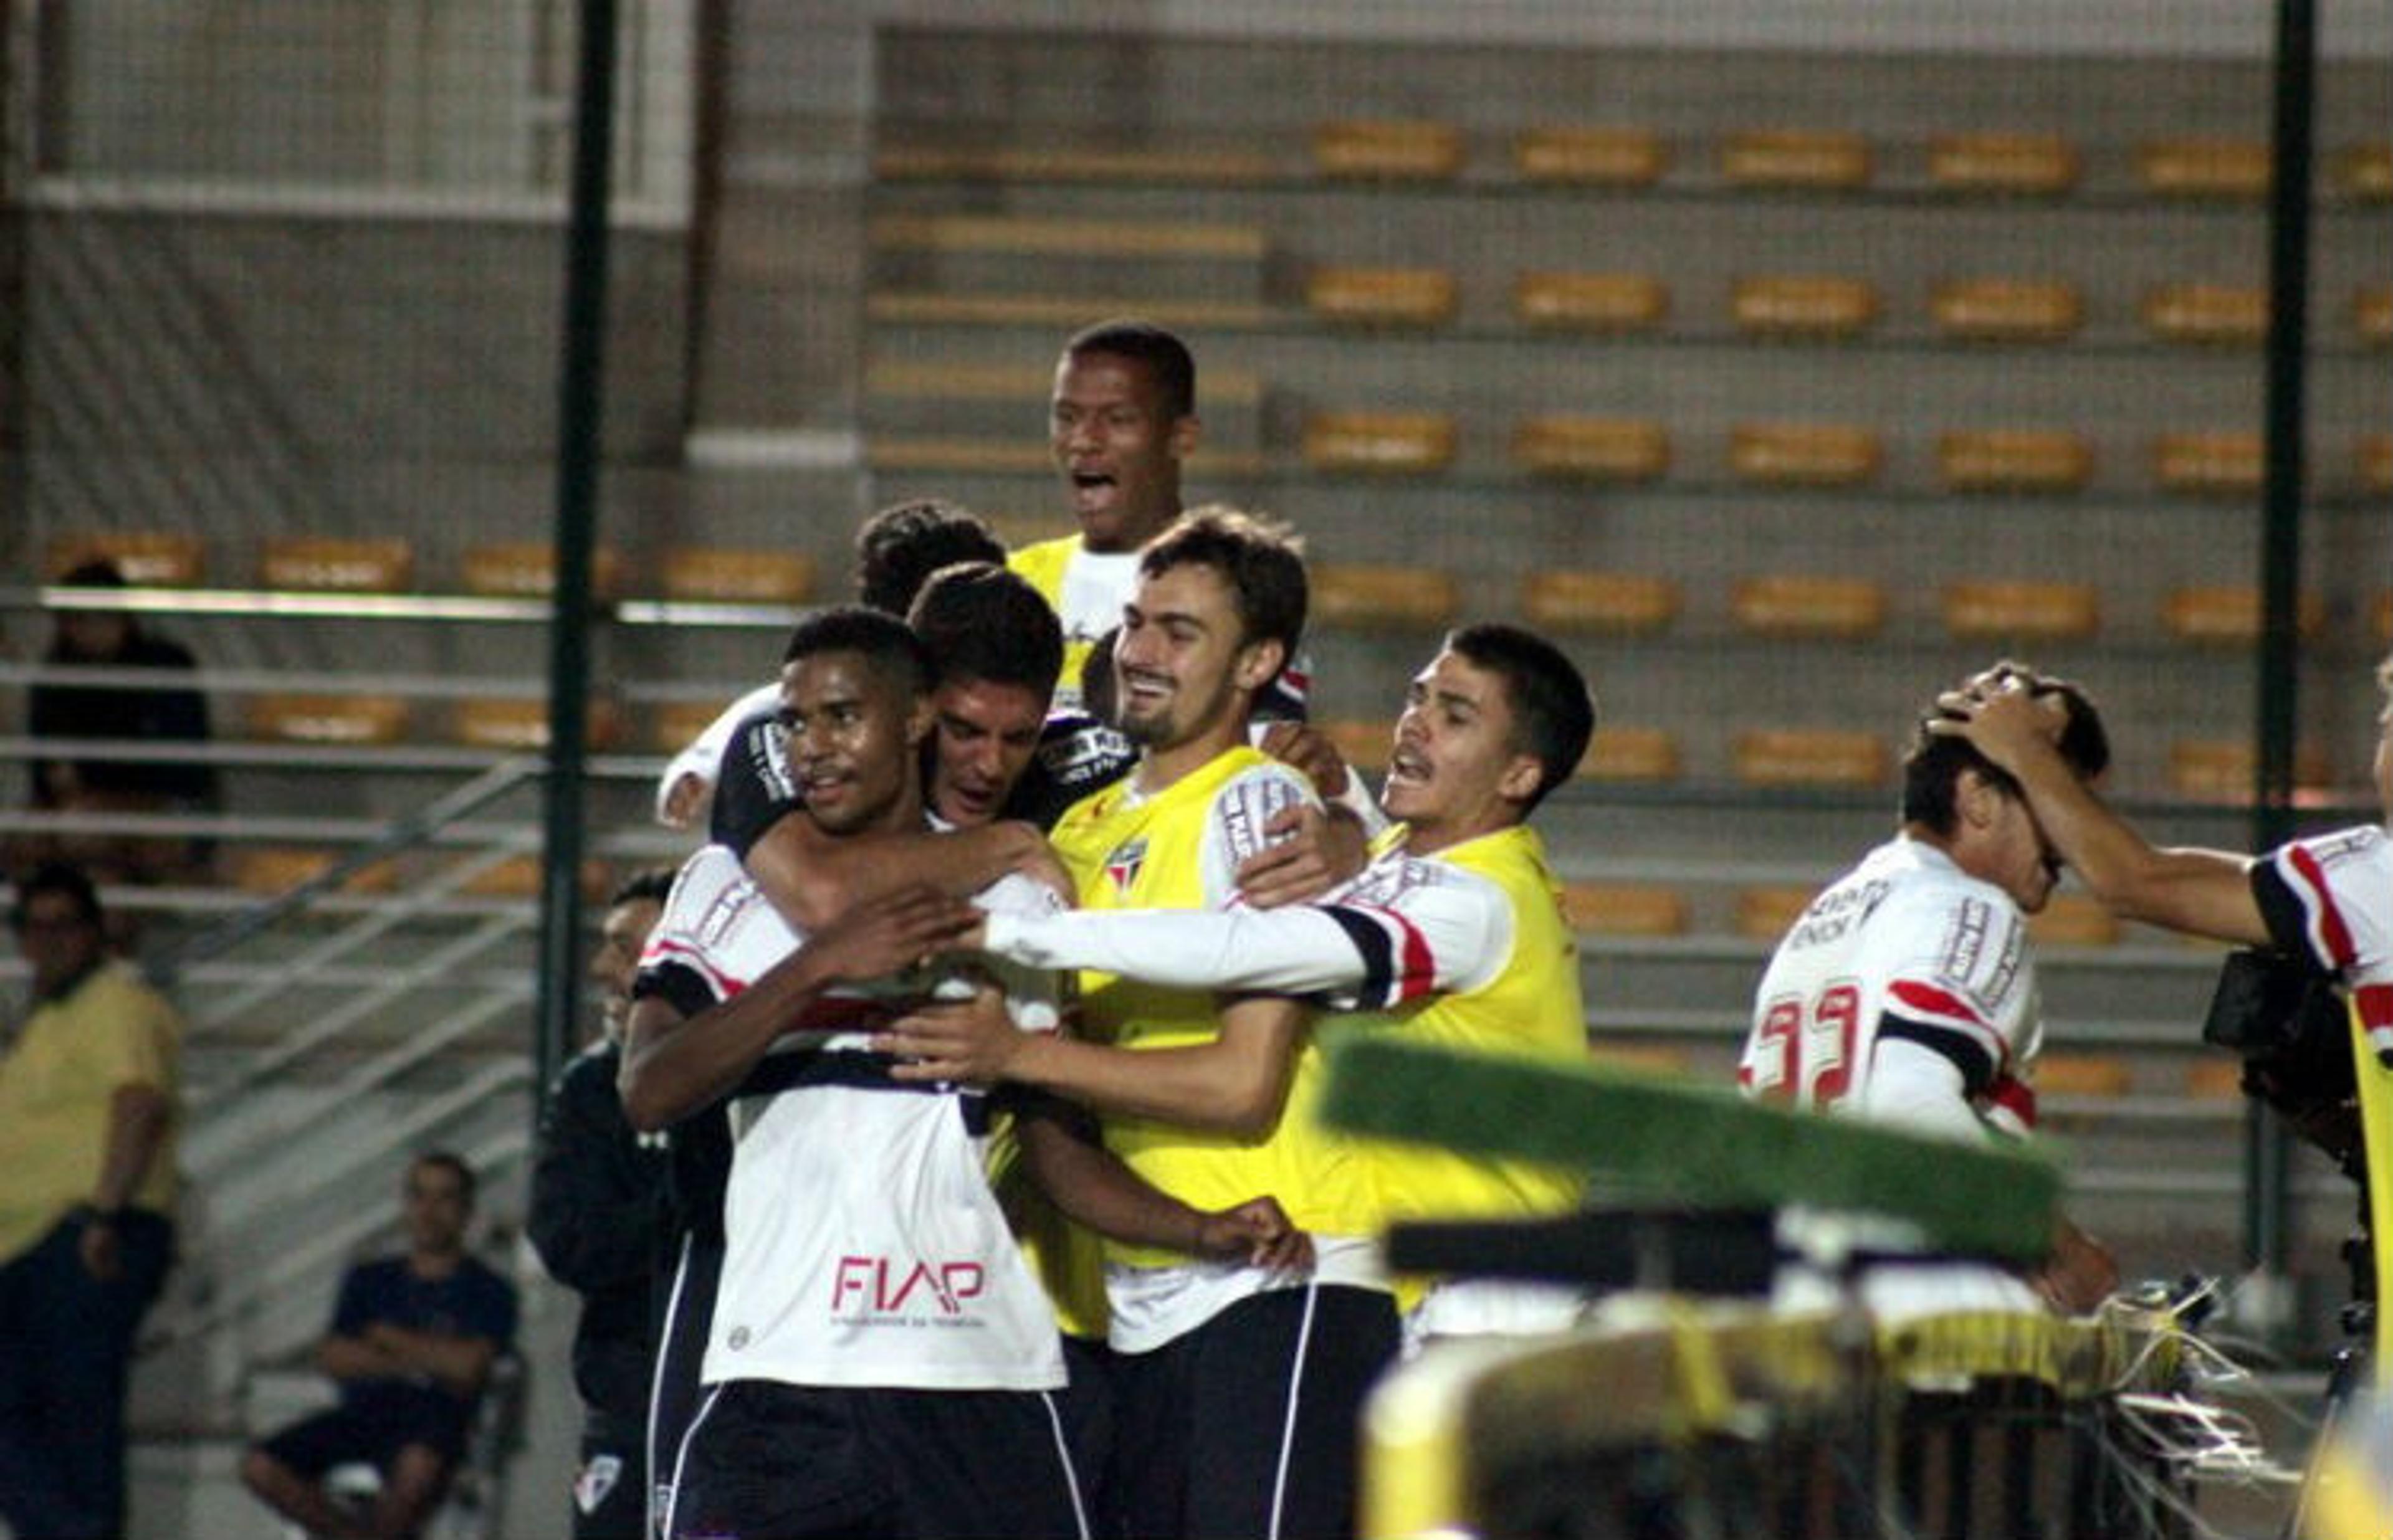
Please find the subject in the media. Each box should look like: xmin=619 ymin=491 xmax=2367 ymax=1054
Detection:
xmin=1738 ymin=662 xmax=2121 ymax=1318
xmin=1935 ymin=654 xmax=2393 ymax=1063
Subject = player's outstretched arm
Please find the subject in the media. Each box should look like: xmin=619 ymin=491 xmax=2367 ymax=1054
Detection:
xmin=745 ymin=814 xmax=1064 ymax=931
xmin=1018 ymin=1104 xmax=1313 ymax=1270
xmin=620 ymin=885 xmax=978 ymax=1131
xmin=1932 ymin=685 xmax=2270 ymax=946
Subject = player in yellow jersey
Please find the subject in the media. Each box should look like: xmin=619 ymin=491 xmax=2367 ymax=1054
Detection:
xmin=883 ymin=625 xmax=1600 ymax=1351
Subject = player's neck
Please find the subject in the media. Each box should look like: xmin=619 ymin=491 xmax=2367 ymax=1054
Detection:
xmin=1134 ymin=713 xmax=1250 ymax=796
xmin=1080 ymin=500 xmax=1181 ymax=555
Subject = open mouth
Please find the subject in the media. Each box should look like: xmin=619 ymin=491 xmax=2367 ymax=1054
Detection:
xmin=1387 ymin=747 xmax=1430 ymax=787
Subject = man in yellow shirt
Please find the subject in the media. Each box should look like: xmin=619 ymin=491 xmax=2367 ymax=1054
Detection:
xmin=0 ymin=861 xmax=182 ymax=1540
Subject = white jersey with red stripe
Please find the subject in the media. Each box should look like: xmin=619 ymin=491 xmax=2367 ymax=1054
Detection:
xmin=1738 ymin=836 xmax=2042 ymax=1143
xmin=2256 ymin=823 xmax=2393 ymax=1062
xmin=636 ymin=844 xmax=1067 ymax=1392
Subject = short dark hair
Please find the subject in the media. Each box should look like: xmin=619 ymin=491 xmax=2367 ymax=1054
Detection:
xmin=783 ymin=606 xmax=933 ymax=702
xmin=1902 ymin=660 xmax=2111 ymax=834
xmin=907 ymin=562 xmax=1064 ymax=703
xmin=853 ymin=499 xmax=1006 ymax=616
xmin=9 ymin=860 xmax=103 ymax=933
xmin=1444 ymin=624 xmax=1598 ymax=815
xmin=410 ymin=1149 xmax=477 ymax=1207
xmin=1137 ymin=506 xmax=1307 ymax=662
xmin=609 ymin=867 xmax=676 ymax=910
xmin=1064 ymin=318 xmax=1196 ymax=421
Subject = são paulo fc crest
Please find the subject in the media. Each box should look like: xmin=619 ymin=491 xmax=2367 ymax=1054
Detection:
xmin=1104 ymin=837 xmax=1147 ymax=895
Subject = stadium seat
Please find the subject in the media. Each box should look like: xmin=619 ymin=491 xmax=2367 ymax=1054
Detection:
xmin=1512 ymin=272 xmax=1668 ymax=331
xmin=1729 ymin=575 xmax=1887 ymax=638
xmin=1559 ymin=883 xmax=1689 ymax=938
xmin=864 ymin=292 xmax=1273 ymax=330
xmin=227 ymin=846 xmax=398 ymax=896
xmin=659 ymin=547 xmax=816 ymax=605
xmin=1304 ymin=266 xmax=1459 ymax=327
xmin=867 ymin=212 xmax=1268 ymax=261
xmin=258 ymin=537 xmax=416 ymax=592
xmin=1734 ymin=886 xmax=1816 ymax=940
xmin=2162 ymin=585 xmax=2325 ymax=645
xmin=2360 ymin=287 xmax=2393 ymax=346
xmin=1308 ymin=563 xmax=1461 ymax=629
xmin=2167 ymin=739 xmax=2332 ymax=801
xmin=1520 ymin=571 xmax=1681 ymax=634
xmin=2377 ymin=592 xmax=2393 ymax=644
xmin=1319 ymin=718 xmax=1393 ymax=772
xmin=2141 ymin=283 xmax=2267 ymax=345
xmin=450 ymin=698 xmax=628 ymax=752
xmin=1729 ymin=276 xmax=1879 ymax=337
xmin=246 ymin=693 xmax=411 ymax=746
xmin=2035 ymin=1053 xmax=2133 ymax=1098
xmin=1576 ymin=726 xmax=1682 ymax=783
xmin=2335 ymin=144 xmax=2392 ymax=201
xmin=1727 ymin=423 xmax=1882 ymax=487
xmin=870 ymin=143 xmax=1275 ymax=184
xmin=456 ymin=853 xmax=609 ymax=901
xmin=2360 ymin=434 xmax=2392 ymax=494
xmin=2151 ymin=432 xmax=2262 ymax=496
xmin=1937 ymin=429 xmax=2094 ymax=493
xmin=1301 ymin=410 xmax=1457 ymax=474
xmin=460 ymin=542 xmax=626 ymax=601
xmin=47 ymin=532 xmax=206 ymax=586
xmin=1732 ymin=729 xmax=1887 ymax=789
xmin=1510 ymin=417 xmax=1671 ymax=481
xmin=2136 ymin=138 xmax=2270 ymax=199
xmin=1929 ymin=278 xmax=2083 ymax=342
xmin=2027 ymin=894 xmax=2119 ymax=948
xmin=1312 ymin=119 xmax=1466 ymax=180
xmin=1719 ymin=130 xmax=1870 ymax=189
xmin=1512 ymin=126 xmax=1668 ymax=186
xmin=1584 ymin=1043 xmax=1693 ymax=1077
xmin=654 ymin=698 xmax=733 ymax=753
xmin=1941 ymin=581 xmax=2099 ymax=641
xmin=1926 ymin=133 xmax=2080 ymax=194
xmin=2185 ymin=1059 xmax=2247 ymax=1101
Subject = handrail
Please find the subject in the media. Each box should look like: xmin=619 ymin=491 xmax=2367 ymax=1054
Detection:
xmin=0 ymin=581 xmax=796 ymax=630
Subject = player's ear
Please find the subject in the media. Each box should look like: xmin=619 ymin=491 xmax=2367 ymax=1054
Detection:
xmin=1496 ymin=751 xmax=1545 ymax=807
xmin=1233 ymin=635 xmax=1287 ymax=695
xmin=904 ymin=691 xmax=935 ymax=748
xmin=1167 ymin=412 xmax=1201 ymax=462
xmin=1956 ymin=768 xmax=2005 ymax=830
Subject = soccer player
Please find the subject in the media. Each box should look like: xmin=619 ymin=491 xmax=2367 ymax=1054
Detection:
xmin=881 ymin=623 xmax=1600 ymax=1348
xmin=1736 ymin=661 xmax=2119 ymax=1317
xmin=1932 ymin=654 xmax=2392 ymax=1062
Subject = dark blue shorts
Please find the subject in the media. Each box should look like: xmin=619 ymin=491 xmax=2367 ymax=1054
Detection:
xmin=257 ymin=1386 xmax=473 ymax=1476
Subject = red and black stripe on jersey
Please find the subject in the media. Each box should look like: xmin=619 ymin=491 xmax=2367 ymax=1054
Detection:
xmin=1314 ymin=903 xmax=1439 ymax=1010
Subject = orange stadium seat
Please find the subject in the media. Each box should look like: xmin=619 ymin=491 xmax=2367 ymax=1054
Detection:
xmin=1733 ymin=729 xmax=1888 ymax=789
xmin=1585 ymin=1044 xmax=1693 ymax=1077
xmin=1577 ymin=726 xmax=1683 ymax=783
xmin=47 ymin=532 xmax=206 ymax=586
xmin=2377 ymin=592 xmax=2393 ymax=643
xmin=2162 ymin=586 xmax=2326 ymax=645
xmin=1512 ymin=272 xmax=1669 ymax=331
xmin=1941 ymin=581 xmax=2099 ymax=641
xmin=1513 ymin=126 xmax=1668 ymax=186
xmin=1720 ymin=130 xmax=1870 ymax=189
xmin=2027 ymin=894 xmax=2120 ymax=948
xmin=869 ymin=143 xmax=1275 ymax=185
xmin=2137 ymin=138 xmax=2271 ymax=199
xmin=1319 ymin=718 xmax=1393 ymax=773
xmin=1308 ymin=564 xmax=1461 ymax=629
xmin=2152 ymin=432 xmax=2262 ymax=496
xmin=227 ymin=845 xmax=399 ymax=896
xmin=451 ymin=698 xmax=628 ymax=752
xmin=1302 ymin=410 xmax=1457 ymax=474
xmin=661 ymin=547 xmax=816 ymax=605
xmin=867 ymin=212 xmax=1268 ymax=262
xmin=2359 ymin=287 xmax=2393 ymax=346
xmin=1304 ymin=266 xmax=1459 ymax=327
xmin=2360 ymin=434 xmax=2392 ymax=494
xmin=460 ymin=542 xmax=626 ymax=601
xmin=1730 ymin=575 xmax=1887 ymax=639
xmin=2168 ymin=739 xmax=2333 ymax=801
xmin=455 ymin=853 xmax=610 ymax=901
xmin=1559 ymin=883 xmax=1689 ymax=938
xmin=2185 ymin=1058 xmax=2247 ymax=1100
xmin=259 ymin=537 xmax=416 ymax=592
xmin=2335 ymin=144 xmax=2392 ymax=201
xmin=2035 ymin=1053 xmax=2133 ymax=1098
xmin=1735 ymin=885 xmax=1817 ymax=940
xmin=1312 ymin=119 xmax=1466 ymax=180
xmin=1510 ymin=417 xmax=1671 ymax=481
xmin=1730 ymin=276 xmax=1879 ymax=338
xmin=1727 ymin=423 xmax=1883 ymax=487
xmin=1521 ymin=571 xmax=1681 ymax=634
xmin=247 ymin=693 xmax=411 ymax=746
xmin=1937 ymin=429 xmax=2093 ymax=493
xmin=653 ymin=698 xmax=733 ymax=754
xmin=1926 ymin=133 xmax=2080 ymax=195
xmin=1929 ymin=278 xmax=2083 ymax=342
xmin=2141 ymin=284 xmax=2268 ymax=345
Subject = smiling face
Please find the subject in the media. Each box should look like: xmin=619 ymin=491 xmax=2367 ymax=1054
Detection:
xmin=1112 ymin=561 xmax=1278 ymax=774
xmin=927 ymin=677 xmax=1048 ymax=827
xmin=776 ymin=649 xmax=929 ymax=836
xmin=1049 ymin=350 xmax=1194 ymax=553
xmin=1382 ymin=649 xmax=1545 ymax=853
